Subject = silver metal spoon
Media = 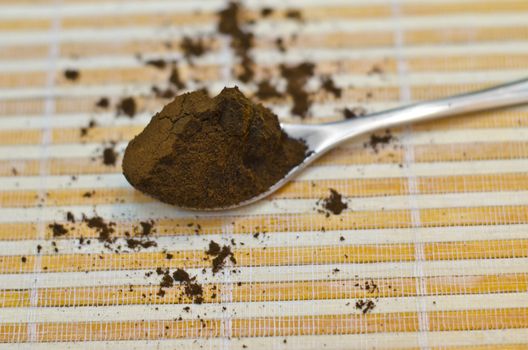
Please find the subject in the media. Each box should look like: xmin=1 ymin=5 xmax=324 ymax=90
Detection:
xmin=217 ymin=78 xmax=528 ymax=210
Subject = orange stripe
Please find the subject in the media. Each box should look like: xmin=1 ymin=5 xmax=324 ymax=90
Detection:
xmin=2 ymin=274 xmax=526 ymax=308
xmin=2 ymin=239 xmax=528 ymax=274
xmin=0 ymin=308 xmax=526 ymax=342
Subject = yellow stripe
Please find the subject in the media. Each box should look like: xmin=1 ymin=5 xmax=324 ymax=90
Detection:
xmin=0 ymin=205 xmax=527 ymax=241
xmin=2 ymin=172 xmax=528 ymax=208
xmin=0 ymin=308 xmax=526 ymax=342
xmin=2 ymin=273 xmax=526 ymax=308
xmin=1 ymin=239 xmax=527 ymax=274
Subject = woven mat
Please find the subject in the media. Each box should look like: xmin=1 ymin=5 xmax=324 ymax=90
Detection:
xmin=1 ymin=0 xmax=528 ymax=349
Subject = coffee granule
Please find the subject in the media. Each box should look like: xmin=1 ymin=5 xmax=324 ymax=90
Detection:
xmin=180 ymin=36 xmax=208 ymax=61
xmin=260 ymin=7 xmax=274 ymax=17
xmin=95 ymin=97 xmax=109 ymax=109
xmin=49 ymin=223 xmax=68 ymax=237
xmin=126 ymin=238 xmax=157 ymax=250
xmin=321 ymin=76 xmax=341 ymax=98
xmin=255 ymin=81 xmax=281 ymax=101
xmin=343 ymin=107 xmax=367 ymax=119
xmin=64 ymin=69 xmax=80 ymax=81
xmin=217 ymin=2 xmax=255 ymax=82
xmin=169 ymin=65 xmax=186 ymax=90
xmin=83 ymin=215 xmax=115 ymax=243
xmin=117 ymin=97 xmax=137 ymax=118
xmin=275 ymin=37 xmax=286 ymax=52
xmin=318 ymin=188 xmax=348 ymax=216
xmin=66 ymin=211 xmax=75 ymax=223
xmin=280 ymin=62 xmax=315 ymax=118
xmin=206 ymin=241 xmax=221 ymax=256
xmin=285 ymin=9 xmax=303 ymax=21
xmin=80 ymin=119 xmax=96 ymax=137
xmin=102 ymin=146 xmax=117 ymax=166
xmin=367 ymin=129 xmax=394 ymax=151
xmin=145 ymin=58 xmax=167 ymax=70
xmin=122 ymin=87 xmax=307 ymax=209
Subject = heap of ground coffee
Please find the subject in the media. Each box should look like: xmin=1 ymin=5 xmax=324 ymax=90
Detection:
xmin=122 ymin=87 xmax=307 ymax=209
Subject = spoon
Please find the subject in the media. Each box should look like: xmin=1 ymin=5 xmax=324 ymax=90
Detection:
xmin=226 ymin=77 xmax=528 ymax=210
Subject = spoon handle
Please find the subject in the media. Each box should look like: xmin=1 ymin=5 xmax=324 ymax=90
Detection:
xmin=328 ymin=77 xmax=528 ymax=143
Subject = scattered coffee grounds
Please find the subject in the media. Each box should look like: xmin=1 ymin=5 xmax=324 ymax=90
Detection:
xmin=317 ymin=188 xmax=348 ymax=216
xmin=343 ymin=106 xmax=367 ymax=119
xmin=117 ymin=96 xmax=137 ymax=118
xmin=321 ymin=76 xmax=341 ymax=98
xmin=49 ymin=223 xmax=68 ymax=237
xmin=209 ymin=244 xmax=236 ymax=274
xmin=255 ymin=81 xmax=281 ymax=100
xmin=368 ymin=64 xmax=384 ymax=75
xmin=66 ymin=211 xmax=75 ymax=223
xmin=95 ymin=97 xmax=109 ymax=109
xmin=280 ymin=62 xmax=315 ymax=118
xmin=102 ymin=145 xmax=117 ymax=166
xmin=366 ymin=129 xmax=393 ymax=151
xmin=122 ymin=87 xmax=307 ymax=209
xmin=64 ymin=69 xmax=80 ymax=81
xmin=83 ymin=215 xmax=115 ymax=243
xmin=355 ymin=299 xmax=376 ymax=314
xmin=80 ymin=119 xmax=96 ymax=137
xmin=169 ymin=65 xmax=186 ymax=90
xmin=126 ymin=238 xmax=157 ymax=250
xmin=275 ymin=37 xmax=286 ymax=53
xmin=206 ymin=240 xmax=221 ymax=256
xmin=217 ymin=2 xmax=255 ymax=82
xmin=173 ymin=268 xmax=190 ymax=282
xmin=180 ymin=36 xmax=208 ymax=62
xmin=145 ymin=58 xmax=167 ymax=70
xmin=285 ymin=9 xmax=303 ymax=21
xmin=152 ymin=86 xmax=176 ymax=99
xmin=260 ymin=7 xmax=274 ymax=17
xmin=156 ymin=267 xmax=204 ymax=304
xmin=139 ymin=220 xmax=154 ymax=236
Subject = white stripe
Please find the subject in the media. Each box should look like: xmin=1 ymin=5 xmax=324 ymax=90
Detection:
xmin=2 ymin=224 xmax=527 ymax=255
xmin=0 ymin=258 xmax=527 ymax=289
xmin=1 ymin=190 xmax=528 ymax=222
xmin=3 ymin=70 xmax=528 ymax=99
xmin=0 ymin=330 xmax=525 ymax=350
xmin=1 ymin=128 xmax=527 ymax=159
xmin=1 ymin=292 xmax=528 ymax=323
xmin=1 ymin=160 xmax=528 ymax=191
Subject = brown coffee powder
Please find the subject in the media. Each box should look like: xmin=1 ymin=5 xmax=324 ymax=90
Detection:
xmin=122 ymin=87 xmax=307 ymax=209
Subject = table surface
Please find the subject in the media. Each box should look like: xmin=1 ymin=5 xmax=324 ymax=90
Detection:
xmin=1 ymin=0 xmax=528 ymax=349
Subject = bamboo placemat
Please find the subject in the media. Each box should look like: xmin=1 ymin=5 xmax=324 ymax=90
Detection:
xmin=1 ymin=0 xmax=528 ymax=349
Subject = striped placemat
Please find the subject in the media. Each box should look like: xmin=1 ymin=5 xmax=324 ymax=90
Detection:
xmin=1 ymin=0 xmax=527 ymax=349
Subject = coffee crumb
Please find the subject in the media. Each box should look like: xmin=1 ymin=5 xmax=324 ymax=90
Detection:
xmin=367 ymin=130 xmax=393 ymax=151
xmin=355 ymin=299 xmax=376 ymax=314
xmin=80 ymin=119 xmax=97 ymax=137
xmin=21 ymin=256 xmax=27 ymax=263
xmin=285 ymin=9 xmax=303 ymax=21
xmin=49 ymin=223 xmax=68 ymax=237
xmin=145 ymin=58 xmax=167 ymax=70
xmin=180 ymin=36 xmax=208 ymax=62
xmin=66 ymin=211 xmax=75 ymax=223
xmin=11 ymin=167 xmax=18 ymax=175
xmin=206 ymin=241 xmax=221 ymax=256
xmin=280 ymin=62 xmax=315 ymax=118
xmin=255 ymin=81 xmax=281 ymax=100
xmin=117 ymin=97 xmax=137 ymax=118
xmin=275 ymin=37 xmax=287 ymax=53
xmin=321 ymin=76 xmax=341 ymax=98
xmin=169 ymin=65 xmax=186 ymax=90
xmin=95 ymin=97 xmax=109 ymax=109
xmin=217 ymin=2 xmax=255 ymax=82
xmin=317 ymin=189 xmax=348 ymax=216
xmin=260 ymin=7 xmax=274 ymax=17
xmin=64 ymin=69 xmax=80 ymax=81
xmin=343 ymin=107 xmax=367 ymax=119
xmin=103 ymin=146 xmax=118 ymax=166
xmin=36 ymin=245 xmax=42 ymax=253
xmin=83 ymin=215 xmax=115 ymax=243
